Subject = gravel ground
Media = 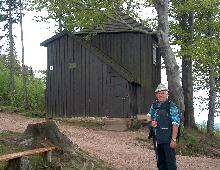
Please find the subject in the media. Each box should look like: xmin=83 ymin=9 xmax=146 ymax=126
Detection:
xmin=0 ymin=112 xmax=219 ymax=170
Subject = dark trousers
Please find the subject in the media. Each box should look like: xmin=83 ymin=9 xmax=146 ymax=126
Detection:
xmin=156 ymin=143 xmax=177 ymax=170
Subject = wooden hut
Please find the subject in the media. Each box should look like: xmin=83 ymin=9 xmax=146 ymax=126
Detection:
xmin=41 ymin=13 xmax=161 ymax=118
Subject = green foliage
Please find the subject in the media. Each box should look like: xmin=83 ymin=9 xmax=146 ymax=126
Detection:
xmin=214 ymin=129 xmax=220 ymax=140
xmin=28 ymin=0 xmax=118 ymax=30
xmin=0 ymin=55 xmax=46 ymax=112
xmin=170 ymin=0 xmax=220 ymax=119
xmin=0 ymin=0 xmax=21 ymax=24
xmin=29 ymin=155 xmax=45 ymax=168
xmin=27 ymin=77 xmax=45 ymax=111
xmin=0 ymin=67 xmax=10 ymax=105
xmin=27 ymin=0 xmax=153 ymax=32
xmin=170 ymin=0 xmax=220 ymax=62
xmin=0 ymin=0 xmax=23 ymax=55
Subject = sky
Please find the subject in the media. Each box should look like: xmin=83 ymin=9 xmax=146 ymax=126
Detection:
xmin=1 ymin=10 xmax=219 ymax=124
xmin=14 ymin=12 xmax=56 ymax=73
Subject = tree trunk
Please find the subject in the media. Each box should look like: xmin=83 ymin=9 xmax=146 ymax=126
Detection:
xmin=180 ymin=11 xmax=195 ymax=128
xmin=8 ymin=0 xmax=15 ymax=104
xmin=153 ymin=0 xmax=185 ymax=114
xmin=19 ymin=0 xmax=29 ymax=110
xmin=182 ymin=58 xmax=195 ymax=127
xmin=206 ymin=11 xmax=216 ymax=135
xmin=207 ymin=64 xmax=216 ymax=135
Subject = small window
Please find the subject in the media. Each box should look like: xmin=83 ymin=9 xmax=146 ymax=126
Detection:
xmin=153 ymin=45 xmax=157 ymax=65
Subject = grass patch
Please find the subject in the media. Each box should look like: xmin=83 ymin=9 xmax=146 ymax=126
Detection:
xmin=0 ymin=105 xmax=45 ymax=118
xmin=0 ymin=105 xmax=46 ymax=118
xmin=176 ymin=128 xmax=208 ymax=156
xmin=0 ymin=105 xmax=23 ymax=113
xmin=55 ymin=117 xmax=104 ymax=129
xmin=0 ymin=131 xmax=23 ymax=154
xmin=21 ymin=110 xmax=46 ymax=118
xmin=29 ymin=154 xmax=45 ymax=168
xmin=0 ymin=131 xmax=24 ymax=169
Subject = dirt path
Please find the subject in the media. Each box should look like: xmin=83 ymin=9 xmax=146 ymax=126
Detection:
xmin=0 ymin=112 xmax=219 ymax=170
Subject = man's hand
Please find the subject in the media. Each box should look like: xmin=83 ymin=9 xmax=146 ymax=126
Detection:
xmin=170 ymin=139 xmax=177 ymax=149
xmin=151 ymin=120 xmax=157 ymax=128
xmin=171 ymin=125 xmax=178 ymax=149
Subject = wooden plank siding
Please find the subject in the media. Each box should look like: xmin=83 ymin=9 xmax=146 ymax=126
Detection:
xmin=77 ymin=43 xmax=82 ymax=115
xmin=87 ymin=32 xmax=159 ymax=113
xmin=45 ymin=34 xmax=129 ymax=117
xmin=66 ymin=35 xmax=74 ymax=116
xmin=42 ymin=30 xmax=160 ymax=118
xmin=90 ymin=32 xmax=143 ymax=82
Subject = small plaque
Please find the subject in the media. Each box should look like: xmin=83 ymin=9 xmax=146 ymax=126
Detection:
xmin=49 ymin=66 xmax=53 ymax=70
xmin=69 ymin=63 xmax=76 ymax=69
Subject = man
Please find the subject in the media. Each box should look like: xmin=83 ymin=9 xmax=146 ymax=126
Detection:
xmin=146 ymin=83 xmax=180 ymax=170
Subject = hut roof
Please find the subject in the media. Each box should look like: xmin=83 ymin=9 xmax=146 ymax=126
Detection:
xmin=75 ymin=10 xmax=153 ymax=34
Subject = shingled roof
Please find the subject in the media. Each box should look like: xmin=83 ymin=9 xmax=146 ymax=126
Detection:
xmin=76 ymin=11 xmax=152 ymax=34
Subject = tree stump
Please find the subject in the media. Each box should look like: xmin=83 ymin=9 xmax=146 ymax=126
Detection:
xmin=24 ymin=120 xmax=78 ymax=154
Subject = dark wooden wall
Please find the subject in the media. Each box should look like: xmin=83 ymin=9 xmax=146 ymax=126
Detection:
xmin=86 ymin=32 xmax=161 ymax=113
xmin=46 ymin=34 xmax=131 ymax=117
xmin=45 ymin=31 xmax=160 ymax=117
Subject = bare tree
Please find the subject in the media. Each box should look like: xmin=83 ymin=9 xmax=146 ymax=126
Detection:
xmin=8 ymin=0 xmax=15 ymax=104
xmin=180 ymin=12 xmax=195 ymax=128
xmin=19 ymin=0 xmax=29 ymax=109
xmin=207 ymin=11 xmax=216 ymax=135
xmin=153 ymin=0 xmax=185 ymax=114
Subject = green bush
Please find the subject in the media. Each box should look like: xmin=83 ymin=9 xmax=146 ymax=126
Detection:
xmin=176 ymin=127 xmax=220 ymax=157
xmin=0 ymin=56 xmax=46 ymax=112
xmin=0 ymin=69 xmax=10 ymax=105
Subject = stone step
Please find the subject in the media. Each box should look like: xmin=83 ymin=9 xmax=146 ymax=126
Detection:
xmin=136 ymin=114 xmax=148 ymax=121
xmin=103 ymin=118 xmax=129 ymax=125
xmin=103 ymin=124 xmax=128 ymax=132
xmin=102 ymin=118 xmax=129 ymax=131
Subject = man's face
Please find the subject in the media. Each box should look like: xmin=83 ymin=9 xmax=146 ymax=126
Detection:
xmin=155 ymin=90 xmax=168 ymax=102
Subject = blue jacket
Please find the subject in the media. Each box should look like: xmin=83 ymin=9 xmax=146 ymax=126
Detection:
xmin=147 ymin=100 xmax=180 ymax=127
xmin=147 ymin=100 xmax=180 ymax=144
